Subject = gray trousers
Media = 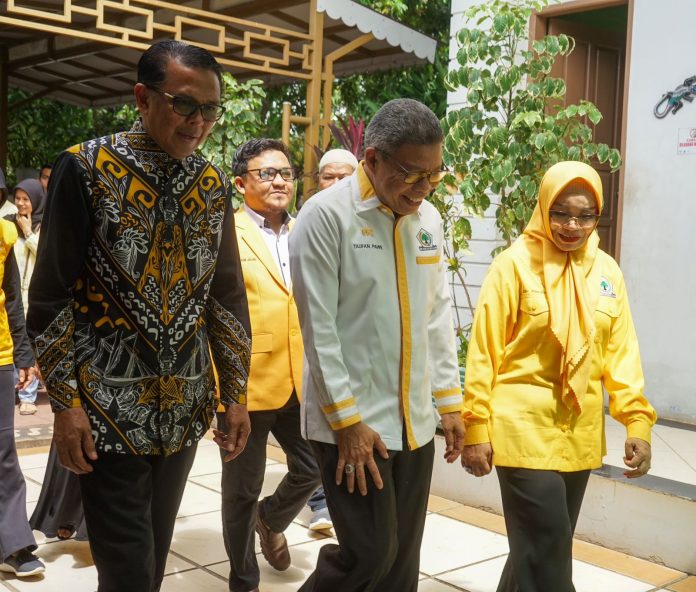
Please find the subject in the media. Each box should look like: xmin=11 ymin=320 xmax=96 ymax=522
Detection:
xmin=496 ymin=467 xmax=591 ymax=592
xmin=0 ymin=366 xmax=36 ymax=562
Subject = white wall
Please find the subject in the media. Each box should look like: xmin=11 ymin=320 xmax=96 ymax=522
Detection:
xmin=620 ymin=0 xmax=696 ymax=423
xmin=448 ymin=0 xmax=696 ymax=423
xmin=447 ymin=0 xmax=505 ymax=330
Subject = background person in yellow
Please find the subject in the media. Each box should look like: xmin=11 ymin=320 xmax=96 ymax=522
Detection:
xmin=291 ymin=99 xmax=465 ymax=592
xmin=0 ymin=218 xmax=44 ymax=578
xmin=462 ymin=161 xmax=657 ymax=592
xmin=215 ymin=138 xmax=322 ymax=592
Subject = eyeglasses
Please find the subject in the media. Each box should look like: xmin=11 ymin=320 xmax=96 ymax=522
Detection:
xmin=549 ymin=210 xmax=600 ymax=227
xmin=379 ymin=150 xmax=448 ymax=185
xmin=146 ymin=84 xmax=225 ymax=122
xmin=245 ymin=167 xmax=296 ymax=182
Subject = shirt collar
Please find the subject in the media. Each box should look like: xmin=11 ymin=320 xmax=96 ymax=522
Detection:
xmin=355 ymin=161 xmax=399 ymax=217
xmin=122 ymin=118 xmax=197 ymax=176
xmin=244 ymin=204 xmax=292 ymax=232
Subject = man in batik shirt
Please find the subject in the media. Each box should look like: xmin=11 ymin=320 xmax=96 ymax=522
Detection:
xmin=27 ymin=40 xmax=251 ymax=592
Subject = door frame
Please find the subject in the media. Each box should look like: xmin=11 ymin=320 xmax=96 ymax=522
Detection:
xmin=530 ymin=0 xmax=634 ymax=261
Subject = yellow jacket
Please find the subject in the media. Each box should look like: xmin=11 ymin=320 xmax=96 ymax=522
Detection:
xmin=0 ymin=220 xmax=18 ymax=365
xmin=218 ymin=209 xmax=303 ymax=412
xmin=464 ymin=242 xmax=656 ymax=471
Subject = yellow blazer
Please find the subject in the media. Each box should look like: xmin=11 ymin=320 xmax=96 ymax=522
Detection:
xmin=231 ymin=209 xmax=303 ymax=411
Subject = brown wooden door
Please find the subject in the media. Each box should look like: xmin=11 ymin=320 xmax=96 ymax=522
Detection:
xmin=544 ymin=18 xmax=626 ymax=257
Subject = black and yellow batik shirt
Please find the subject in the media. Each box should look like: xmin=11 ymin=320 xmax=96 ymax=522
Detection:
xmin=27 ymin=120 xmax=251 ymax=455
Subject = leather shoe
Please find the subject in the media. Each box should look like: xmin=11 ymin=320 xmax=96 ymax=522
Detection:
xmin=255 ymin=505 xmax=290 ymax=571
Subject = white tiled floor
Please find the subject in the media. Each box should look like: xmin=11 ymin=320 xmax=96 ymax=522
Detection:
xmin=3 ymin=433 xmax=693 ymax=592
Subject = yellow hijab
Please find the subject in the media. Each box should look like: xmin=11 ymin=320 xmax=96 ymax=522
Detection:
xmin=521 ymin=161 xmax=603 ymax=415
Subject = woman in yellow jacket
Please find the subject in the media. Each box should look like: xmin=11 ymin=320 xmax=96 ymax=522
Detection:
xmin=462 ymin=161 xmax=656 ymax=592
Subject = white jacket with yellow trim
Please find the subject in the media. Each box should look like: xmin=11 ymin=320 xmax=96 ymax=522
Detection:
xmin=289 ymin=165 xmax=462 ymax=451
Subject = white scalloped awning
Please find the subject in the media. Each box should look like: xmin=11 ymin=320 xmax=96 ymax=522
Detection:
xmin=317 ymin=0 xmax=437 ymax=63
xmin=0 ymin=0 xmax=437 ymax=107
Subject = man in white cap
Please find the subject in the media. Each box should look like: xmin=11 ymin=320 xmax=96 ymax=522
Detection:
xmin=317 ymin=149 xmax=359 ymax=192
xmin=303 ymin=147 xmax=359 ymax=530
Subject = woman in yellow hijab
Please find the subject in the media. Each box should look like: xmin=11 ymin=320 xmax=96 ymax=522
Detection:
xmin=462 ymin=161 xmax=656 ymax=592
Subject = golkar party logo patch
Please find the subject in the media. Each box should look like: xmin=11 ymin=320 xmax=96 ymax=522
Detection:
xmin=417 ymin=228 xmax=437 ymax=251
xmin=599 ymin=277 xmax=616 ymax=298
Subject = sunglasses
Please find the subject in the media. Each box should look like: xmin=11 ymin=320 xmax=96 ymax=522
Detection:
xmin=146 ymin=85 xmax=225 ymax=122
xmin=379 ymin=150 xmax=448 ymax=185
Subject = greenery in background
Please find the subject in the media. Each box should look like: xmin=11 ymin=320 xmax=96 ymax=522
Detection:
xmin=5 ymin=88 xmax=136 ymax=185
xmin=261 ymin=0 xmax=451 ymax=165
xmin=433 ymin=0 xmax=622 ymax=364
xmin=199 ymin=73 xmax=266 ymax=207
xmin=335 ymin=0 xmax=450 ymax=120
xmin=5 ymin=0 xmax=449 ymax=188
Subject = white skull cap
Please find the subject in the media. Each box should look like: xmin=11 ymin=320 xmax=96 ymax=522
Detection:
xmin=319 ymin=149 xmax=359 ymax=172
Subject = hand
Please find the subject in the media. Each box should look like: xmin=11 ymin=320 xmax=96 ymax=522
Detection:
xmin=440 ymin=412 xmax=465 ymax=463
xmin=16 ymin=214 xmax=32 ymax=237
xmin=15 ymin=366 xmax=36 ymax=391
xmin=54 ymin=407 xmax=98 ymax=475
xmin=336 ymin=422 xmax=389 ymax=496
xmin=461 ymin=442 xmax=493 ymax=477
xmin=623 ymin=437 xmax=651 ymax=478
xmin=213 ymin=403 xmax=251 ymax=462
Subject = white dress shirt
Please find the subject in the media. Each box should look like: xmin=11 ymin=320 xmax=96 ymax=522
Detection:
xmin=244 ymin=204 xmax=292 ymax=287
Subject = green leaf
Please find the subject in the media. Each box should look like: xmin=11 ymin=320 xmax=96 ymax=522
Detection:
xmin=544 ymin=134 xmax=557 ymax=152
xmin=596 ymin=144 xmax=610 ymax=162
xmin=608 ymin=149 xmax=623 ymax=170
xmin=493 ymin=14 xmax=507 ymax=34
xmin=587 ymin=104 xmax=602 ymax=125
xmin=567 ymin=145 xmax=582 ymax=161
xmin=545 ymin=36 xmax=560 ymax=56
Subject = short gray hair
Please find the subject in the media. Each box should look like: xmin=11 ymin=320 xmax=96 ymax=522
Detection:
xmin=365 ymin=99 xmax=443 ymax=154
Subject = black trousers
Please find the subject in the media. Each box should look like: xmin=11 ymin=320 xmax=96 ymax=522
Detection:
xmin=299 ymin=434 xmax=435 ymax=592
xmin=217 ymin=395 xmax=321 ymax=592
xmin=79 ymin=443 xmax=198 ymax=592
xmin=496 ymin=467 xmax=591 ymax=592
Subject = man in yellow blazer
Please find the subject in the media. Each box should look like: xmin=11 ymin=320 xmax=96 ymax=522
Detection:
xmin=216 ymin=138 xmax=322 ymax=592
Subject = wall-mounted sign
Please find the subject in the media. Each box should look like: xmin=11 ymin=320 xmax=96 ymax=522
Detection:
xmin=677 ymin=128 xmax=696 ymax=154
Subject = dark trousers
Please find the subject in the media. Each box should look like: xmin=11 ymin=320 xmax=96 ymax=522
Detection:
xmin=299 ymin=434 xmax=435 ymax=592
xmin=496 ymin=467 xmax=591 ymax=592
xmin=217 ymin=396 xmax=321 ymax=592
xmin=79 ymin=443 xmax=198 ymax=592
xmin=0 ymin=367 xmax=36 ymax=562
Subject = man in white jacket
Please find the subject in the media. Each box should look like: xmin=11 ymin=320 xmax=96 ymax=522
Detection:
xmin=291 ymin=98 xmax=465 ymax=592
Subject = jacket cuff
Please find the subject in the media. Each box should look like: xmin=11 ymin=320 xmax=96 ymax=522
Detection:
xmin=322 ymin=397 xmax=362 ymax=430
xmin=463 ymin=422 xmax=490 ymax=445
xmin=434 ymin=387 xmax=464 ymax=416
xmin=626 ymin=420 xmax=652 ymax=444
xmin=221 ymin=392 xmax=246 ymax=406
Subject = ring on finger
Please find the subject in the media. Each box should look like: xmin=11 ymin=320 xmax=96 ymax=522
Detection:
xmin=344 ymin=463 xmax=355 ymax=475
